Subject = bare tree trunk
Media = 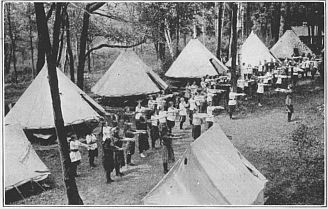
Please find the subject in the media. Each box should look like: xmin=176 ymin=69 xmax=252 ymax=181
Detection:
xmin=34 ymin=2 xmax=84 ymax=205
xmin=279 ymin=2 xmax=286 ymax=37
xmin=6 ymin=3 xmax=17 ymax=83
xmin=77 ymin=9 xmax=89 ymax=89
xmin=216 ymin=2 xmax=223 ymax=59
xmin=65 ymin=10 xmax=75 ymax=82
xmin=4 ymin=43 xmax=11 ymax=74
xmin=231 ymin=3 xmax=238 ymax=92
xmin=28 ymin=3 xmax=35 ymax=77
xmin=77 ymin=3 xmax=105 ymax=89
xmin=87 ymin=41 xmax=91 ymax=73
xmin=175 ymin=3 xmax=180 ymax=58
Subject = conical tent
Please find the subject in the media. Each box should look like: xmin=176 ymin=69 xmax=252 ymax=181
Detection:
xmin=92 ymin=50 xmax=167 ymax=97
xmin=165 ymin=39 xmax=228 ymax=78
xmin=5 ymin=64 xmax=103 ymax=129
xmin=226 ymin=31 xmax=278 ymax=67
xmin=271 ymin=30 xmax=313 ymax=59
xmin=5 ymin=124 xmax=50 ymax=191
xmin=143 ymin=123 xmax=267 ymax=205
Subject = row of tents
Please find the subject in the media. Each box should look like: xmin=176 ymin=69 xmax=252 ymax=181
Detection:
xmin=225 ymin=30 xmax=313 ymax=67
xmin=4 ymin=28 xmax=310 ymax=204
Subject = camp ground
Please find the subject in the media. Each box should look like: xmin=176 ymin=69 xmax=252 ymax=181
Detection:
xmin=3 ymin=1 xmax=324 ymax=206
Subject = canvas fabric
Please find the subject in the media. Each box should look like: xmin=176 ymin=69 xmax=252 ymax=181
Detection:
xmin=5 ymin=64 xmax=102 ymax=129
xmin=165 ymin=39 xmax=228 ymax=78
xmin=143 ymin=123 xmax=267 ymax=205
xmin=5 ymin=124 xmax=50 ymax=191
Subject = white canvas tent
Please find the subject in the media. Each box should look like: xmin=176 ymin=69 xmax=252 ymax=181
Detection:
xmin=226 ymin=31 xmax=278 ymax=67
xmin=92 ymin=50 xmax=167 ymax=97
xmin=271 ymin=30 xmax=313 ymax=59
xmin=5 ymin=64 xmax=104 ymax=129
xmin=5 ymin=124 xmax=50 ymax=191
xmin=165 ymin=38 xmax=228 ymax=78
xmin=143 ymin=123 xmax=267 ymax=205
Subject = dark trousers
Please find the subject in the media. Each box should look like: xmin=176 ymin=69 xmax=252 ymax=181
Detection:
xmin=207 ymin=121 xmax=213 ymax=129
xmin=180 ymin=115 xmax=186 ymax=129
xmin=71 ymin=161 xmax=80 ymax=176
xmin=192 ymin=125 xmax=201 ymax=140
xmin=167 ymin=120 xmax=175 ymax=133
xmin=126 ymin=154 xmax=132 ymax=164
xmin=189 ymin=111 xmax=193 ymax=125
xmin=288 ymin=112 xmax=292 ymax=122
xmin=105 ymin=170 xmax=112 ymax=182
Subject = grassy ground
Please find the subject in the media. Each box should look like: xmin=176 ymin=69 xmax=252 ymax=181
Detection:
xmin=6 ymin=78 xmax=325 ymax=205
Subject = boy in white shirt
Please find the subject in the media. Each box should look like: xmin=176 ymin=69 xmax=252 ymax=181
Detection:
xmin=192 ymin=109 xmax=203 ymax=140
xmin=206 ymin=101 xmax=215 ymax=129
xmin=179 ymin=98 xmax=188 ymax=129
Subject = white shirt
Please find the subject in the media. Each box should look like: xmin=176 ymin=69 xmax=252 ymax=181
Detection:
xmin=179 ymin=102 xmax=187 ymax=116
xmin=135 ymin=105 xmax=145 ymax=119
xmin=158 ymin=110 xmax=167 ymax=123
xmin=257 ymin=83 xmax=264 ymax=94
xmin=148 ymin=100 xmax=155 ymax=109
xmin=200 ymin=81 xmax=206 ymax=89
xmin=206 ymin=106 xmax=215 ymax=122
xmin=189 ymin=98 xmax=197 ymax=110
xmin=102 ymin=126 xmax=111 ymax=141
xmin=86 ymin=134 xmax=98 ymax=150
xmin=69 ymin=140 xmax=84 ymax=162
xmin=167 ymin=107 xmax=177 ymax=121
xmin=228 ymin=92 xmax=237 ymax=106
xmin=151 ymin=115 xmax=159 ymax=126
xmin=192 ymin=114 xmax=202 ymax=125
xmin=206 ymin=93 xmax=214 ymax=102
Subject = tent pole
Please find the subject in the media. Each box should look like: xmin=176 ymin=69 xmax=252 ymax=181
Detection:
xmin=14 ymin=186 xmax=25 ymax=200
xmin=34 ymin=181 xmax=46 ymax=192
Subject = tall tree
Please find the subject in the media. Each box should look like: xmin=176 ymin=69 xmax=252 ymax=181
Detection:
xmin=175 ymin=3 xmax=180 ymax=58
xmin=27 ymin=3 xmax=35 ymax=77
xmin=230 ymin=3 xmax=238 ymax=92
xmin=76 ymin=3 xmax=105 ymax=89
xmin=65 ymin=9 xmax=75 ymax=82
xmin=216 ymin=2 xmax=223 ymax=59
xmin=6 ymin=3 xmax=18 ymax=83
xmin=34 ymin=2 xmax=84 ymax=205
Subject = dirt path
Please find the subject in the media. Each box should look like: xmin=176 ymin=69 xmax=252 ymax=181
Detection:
xmin=11 ymin=88 xmax=324 ymax=205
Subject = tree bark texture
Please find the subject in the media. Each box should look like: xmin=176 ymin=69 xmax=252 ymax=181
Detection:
xmin=216 ymin=2 xmax=223 ymax=59
xmin=6 ymin=3 xmax=18 ymax=83
xmin=65 ymin=10 xmax=75 ymax=82
xmin=77 ymin=3 xmax=105 ymax=89
xmin=231 ymin=3 xmax=238 ymax=92
xmin=34 ymin=3 xmax=84 ymax=205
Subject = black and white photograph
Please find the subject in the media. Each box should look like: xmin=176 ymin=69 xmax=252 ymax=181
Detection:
xmin=2 ymin=1 xmax=326 ymax=206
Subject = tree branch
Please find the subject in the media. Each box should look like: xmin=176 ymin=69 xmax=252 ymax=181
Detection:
xmin=85 ymin=39 xmax=146 ymax=58
xmin=87 ymin=2 xmax=105 ymax=13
